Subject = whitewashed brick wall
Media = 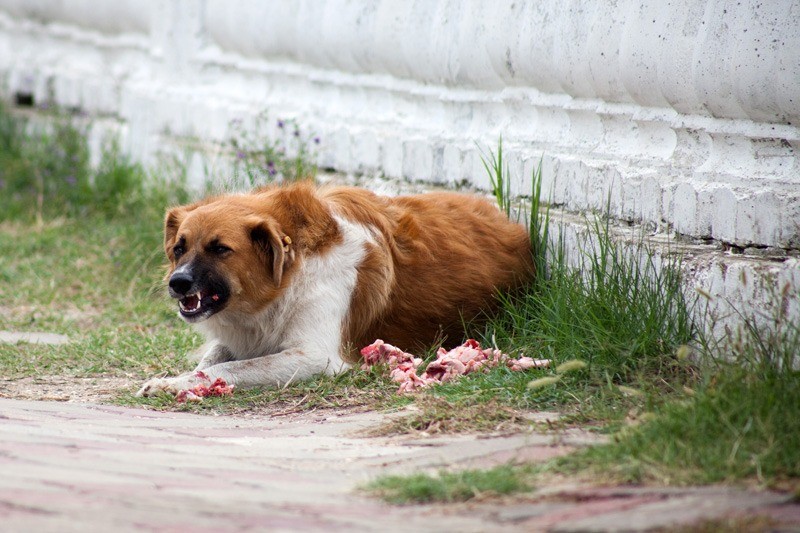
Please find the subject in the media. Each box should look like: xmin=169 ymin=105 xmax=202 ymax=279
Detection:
xmin=1 ymin=0 xmax=798 ymax=324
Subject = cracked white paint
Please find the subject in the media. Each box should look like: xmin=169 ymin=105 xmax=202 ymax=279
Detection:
xmin=0 ymin=0 xmax=797 ymax=323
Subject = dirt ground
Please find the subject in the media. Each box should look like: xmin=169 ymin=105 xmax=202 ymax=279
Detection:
xmin=0 ymin=375 xmax=135 ymax=403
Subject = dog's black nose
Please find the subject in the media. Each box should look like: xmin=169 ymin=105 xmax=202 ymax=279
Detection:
xmin=169 ymin=272 xmax=193 ymax=295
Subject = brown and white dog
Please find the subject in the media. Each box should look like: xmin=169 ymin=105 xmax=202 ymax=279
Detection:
xmin=137 ymin=182 xmax=533 ymax=397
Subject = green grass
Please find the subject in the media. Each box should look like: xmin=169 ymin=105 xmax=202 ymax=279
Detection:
xmin=478 ymin=226 xmax=695 ymax=424
xmin=0 ymin=216 xmax=200 ymax=379
xmin=364 ymin=144 xmax=799 ymax=502
xmin=365 ymin=286 xmax=800 ymax=503
xmin=0 ymin=103 xmax=195 ymax=382
xmin=119 ymin=364 xmax=400 ymax=414
xmin=553 ymin=299 xmax=800 ymax=488
xmin=367 ymin=395 xmax=532 ymax=436
xmin=0 ymin=102 xmax=319 ymax=387
xmin=0 ymin=104 xmax=187 ymax=222
xmin=479 ymin=137 xmax=513 ymax=218
xmin=365 ymin=465 xmax=531 ymax=504
xmin=473 ymin=144 xmax=696 ymax=425
xmin=3 ymin=104 xmax=798 ymax=499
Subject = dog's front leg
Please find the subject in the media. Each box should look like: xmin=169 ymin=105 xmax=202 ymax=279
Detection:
xmin=136 ymin=348 xmax=349 ymax=397
xmin=194 ymin=342 xmax=233 ymax=371
xmin=134 ymin=343 xmax=232 ymax=397
xmin=204 ymin=348 xmax=350 ymax=389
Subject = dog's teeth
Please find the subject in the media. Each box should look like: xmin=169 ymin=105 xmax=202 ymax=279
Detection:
xmin=180 ymin=292 xmax=204 ymax=314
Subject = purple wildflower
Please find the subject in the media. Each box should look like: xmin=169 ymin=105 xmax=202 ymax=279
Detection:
xmin=268 ymin=167 xmax=277 ymax=176
xmin=293 ymin=129 xmax=300 ymax=137
xmin=313 ymin=137 xmax=320 ymax=145
xmin=65 ymin=175 xmax=77 ymax=186
xmin=277 ymin=120 xmax=285 ymax=129
xmin=236 ymin=151 xmax=246 ymax=160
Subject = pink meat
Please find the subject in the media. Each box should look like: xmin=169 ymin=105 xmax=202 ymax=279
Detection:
xmin=175 ymin=375 xmax=235 ymax=403
xmin=360 ymin=339 xmax=551 ymax=394
xmin=175 ymin=389 xmax=202 ymax=403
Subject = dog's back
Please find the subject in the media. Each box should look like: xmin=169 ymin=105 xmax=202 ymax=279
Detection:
xmin=320 ymin=186 xmax=534 ymax=355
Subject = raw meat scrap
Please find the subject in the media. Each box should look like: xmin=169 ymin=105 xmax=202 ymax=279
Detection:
xmin=360 ymin=339 xmax=550 ymax=394
xmin=175 ymin=372 xmax=235 ymax=403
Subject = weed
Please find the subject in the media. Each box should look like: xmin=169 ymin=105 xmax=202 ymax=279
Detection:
xmin=527 ymin=157 xmax=550 ymax=281
xmin=0 ymin=103 xmax=190 ymax=222
xmin=0 ymin=103 xmax=318 ymax=395
xmin=364 ymin=144 xmax=798 ymax=502
xmin=367 ymin=396 xmax=531 ymax=436
xmin=118 ymin=367 xmax=400 ymax=414
xmin=227 ymin=112 xmax=320 ymax=189
xmin=477 ymin=143 xmax=695 ymax=423
xmin=553 ymin=292 xmax=800 ymax=487
xmin=90 ymin=140 xmax=149 ymax=216
xmin=479 ymin=137 xmax=512 ymax=218
xmin=478 ymin=139 xmax=549 ymax=277
xmin=0 ymin=105 xmax=90 ymax=221
xmin=365 ymin=465 xmax=531 ymax=504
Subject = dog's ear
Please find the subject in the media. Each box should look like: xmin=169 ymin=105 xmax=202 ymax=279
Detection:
xmin=164 ymin=206 xmax=188 ymax=255
xmin=250 ymin=219 xmax=295 ymax=286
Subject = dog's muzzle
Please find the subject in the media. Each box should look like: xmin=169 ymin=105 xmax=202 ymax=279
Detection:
xmin=168 ymin=267 xmax=228 ymax=322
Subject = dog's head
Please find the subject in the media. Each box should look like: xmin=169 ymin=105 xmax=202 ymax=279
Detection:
xmin=163 ymin=200 xmax=296 ymax=323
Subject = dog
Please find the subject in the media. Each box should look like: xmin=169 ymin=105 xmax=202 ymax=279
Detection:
xmin=137 ymin=182 xmax=533 ymax=397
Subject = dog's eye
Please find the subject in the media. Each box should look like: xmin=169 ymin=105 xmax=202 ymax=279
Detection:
xmin=210 ymin=244 xmax=232 ymax=255
xmin=173 ymin=245 xmax=185 ymax=259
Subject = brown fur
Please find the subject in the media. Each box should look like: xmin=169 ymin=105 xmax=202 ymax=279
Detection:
xmin=320 ymin=187 xmax=534 ymax=357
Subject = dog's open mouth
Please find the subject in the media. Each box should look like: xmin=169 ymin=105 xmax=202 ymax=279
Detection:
xmin=178 ymin=291 xmax=223 ymax=319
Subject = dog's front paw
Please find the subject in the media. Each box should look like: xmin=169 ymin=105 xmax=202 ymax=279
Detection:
xmin=136 ymin=374 xmax=202 ymax=397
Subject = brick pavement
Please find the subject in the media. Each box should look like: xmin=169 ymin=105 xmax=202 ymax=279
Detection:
xmin=0 ymin=399 xmax=797 ymax=532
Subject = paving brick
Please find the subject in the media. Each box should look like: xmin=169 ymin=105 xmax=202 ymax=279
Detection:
xmin=0 ymin=399 xmax=584 ymax=532
xmin=2 ymin=398 xmax=797 ymax=532
xmin=550 ymin=488 xmax=793 ymax=532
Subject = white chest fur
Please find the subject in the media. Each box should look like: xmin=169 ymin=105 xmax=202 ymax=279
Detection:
xmin=198 ymin=215 xmax=374 ymax=368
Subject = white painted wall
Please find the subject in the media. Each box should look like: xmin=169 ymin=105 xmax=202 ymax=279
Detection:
xmin=0 ymin=0 xmax=798 ymax=323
